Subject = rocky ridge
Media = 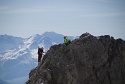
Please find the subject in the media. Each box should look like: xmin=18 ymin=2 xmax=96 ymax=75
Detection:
xmin=26 ymin=33 xmax=125 ymax=84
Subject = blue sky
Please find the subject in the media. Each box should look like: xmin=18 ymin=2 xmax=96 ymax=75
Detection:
xmin=0 ymin=0 xmax=125 ymax=39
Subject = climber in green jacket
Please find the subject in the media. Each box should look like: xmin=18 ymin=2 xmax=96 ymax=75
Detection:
xmin=64 ymin=36 xmax=71 ymax=46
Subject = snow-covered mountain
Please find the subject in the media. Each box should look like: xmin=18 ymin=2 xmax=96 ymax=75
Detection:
xmin=0 ymin=32 xmax=75 ymax=84
xmin=0 ymin=34 xmax=23 ymax=53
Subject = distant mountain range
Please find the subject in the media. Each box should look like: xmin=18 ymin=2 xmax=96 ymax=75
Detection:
xmin=0 ymin=32 xmax=76 ymax=84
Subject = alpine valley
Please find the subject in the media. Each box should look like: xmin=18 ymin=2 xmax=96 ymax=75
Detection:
xmin=0 ymin=32 xmax=75 ymax=84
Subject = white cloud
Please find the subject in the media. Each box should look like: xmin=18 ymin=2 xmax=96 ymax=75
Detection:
xmin=0 ymin=6 xmax=8 ymax=11
xmin=96 ymin=0 xmax=112 ymax=2
xmin=0 ymin=6 xmax=46 ymax=13
xmin=83 ymin=12 xmax=125 ymax=17
xmin=0 ymin=5 xmax=82 ymax=14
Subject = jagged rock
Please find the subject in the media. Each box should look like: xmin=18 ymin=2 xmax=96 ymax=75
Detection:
xmin=26 ymin=33 xmax=125 ymax=84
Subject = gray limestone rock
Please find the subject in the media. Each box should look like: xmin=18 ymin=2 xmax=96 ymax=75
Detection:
xmin=26 ymin=33 xmax=125 ymax=84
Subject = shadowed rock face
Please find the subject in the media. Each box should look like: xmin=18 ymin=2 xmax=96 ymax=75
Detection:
xmin=26 ymin=33 xmax=125 ymax=84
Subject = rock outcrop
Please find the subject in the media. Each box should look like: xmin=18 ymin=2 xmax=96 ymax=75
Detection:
xmin=26 ymin=33 xmax=125 ymax=84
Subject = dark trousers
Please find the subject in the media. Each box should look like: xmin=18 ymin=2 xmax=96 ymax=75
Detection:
xmin=38 ymin=55 xmax=42 ymax=62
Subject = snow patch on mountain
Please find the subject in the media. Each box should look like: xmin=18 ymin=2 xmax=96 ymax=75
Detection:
xmin=0 ymin=32 xmax=70 ymax=84
xmin=30 ymin=49 xmax=38 ymax=59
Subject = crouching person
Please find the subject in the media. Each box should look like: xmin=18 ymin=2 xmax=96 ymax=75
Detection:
xmin=64 ymin=36 xmax=71 ymax=46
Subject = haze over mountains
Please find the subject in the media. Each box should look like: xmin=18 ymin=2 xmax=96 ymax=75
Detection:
xmin=0 ymin=32 xmax=75 ymax=84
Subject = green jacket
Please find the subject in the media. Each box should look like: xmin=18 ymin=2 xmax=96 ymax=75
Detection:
xmin=64 ymin=38 xmax=70 ymax=43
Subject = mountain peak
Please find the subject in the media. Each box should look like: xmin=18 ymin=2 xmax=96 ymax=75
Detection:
xmin=0 ymin=32 xmax=66 ymax=84
xmin=26 ymin=33 xmax=125 ymax=84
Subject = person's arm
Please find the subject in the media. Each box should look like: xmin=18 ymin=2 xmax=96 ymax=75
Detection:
xmin=41 ymin=50 xmax=46 ymax=55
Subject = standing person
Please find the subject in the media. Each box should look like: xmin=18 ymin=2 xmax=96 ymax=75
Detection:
xmin=64 ymin=36 xmax=71 ymax=46
xmin=38 ymin=47 xmax=45 ymax=66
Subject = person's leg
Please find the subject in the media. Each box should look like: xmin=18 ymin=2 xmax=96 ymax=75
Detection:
xmin=38 ymin=55 xmax=42 ymax=66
